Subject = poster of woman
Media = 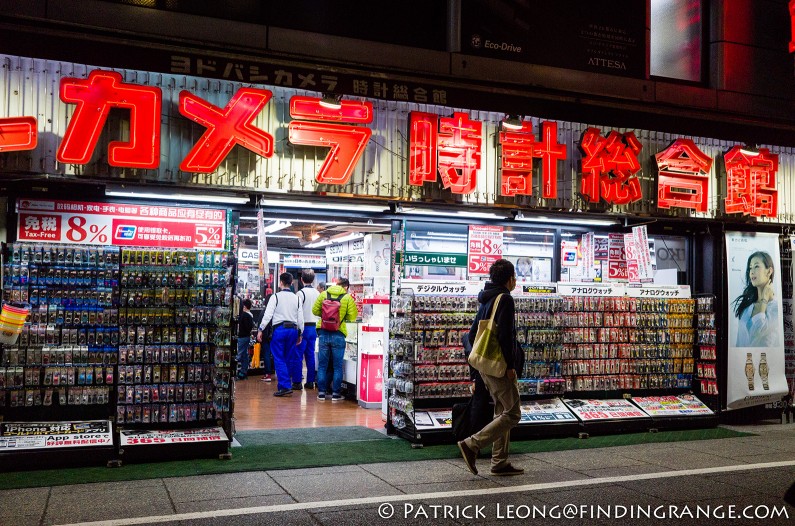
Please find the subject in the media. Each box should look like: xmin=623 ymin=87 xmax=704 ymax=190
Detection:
xmin=726 ymin=232 xmax=788 ymax=410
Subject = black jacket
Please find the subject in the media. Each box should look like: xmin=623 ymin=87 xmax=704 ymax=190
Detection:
xmin=467 ymin=282 xmax=522 ymax=373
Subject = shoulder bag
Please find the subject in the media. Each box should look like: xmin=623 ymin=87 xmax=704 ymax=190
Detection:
xmin=467 ymin=294 xmax=507 ymax=377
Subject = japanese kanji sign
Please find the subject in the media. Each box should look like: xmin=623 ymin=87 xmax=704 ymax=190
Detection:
xmin=498 ymin=120 xmax=566 ymax=198
xmin=655 ymin=139 xmax=712 ymax=213
xmin=580 ymin=128 xmax=643 ymax=205
xmin=724 ymin=146 xmax=779 ymax=218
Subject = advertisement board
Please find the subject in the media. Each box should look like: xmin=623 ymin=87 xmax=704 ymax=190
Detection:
xmin=17 ymin=199 xmax=226 ymax=249
xmin=119 ymin=427 xmax=228 ymax=446
xmin=0 ymin=420 xmax=113 ymax=450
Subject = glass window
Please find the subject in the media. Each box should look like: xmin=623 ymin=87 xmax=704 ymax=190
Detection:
xmin=650 ymin=0 xmax=703 ymax=82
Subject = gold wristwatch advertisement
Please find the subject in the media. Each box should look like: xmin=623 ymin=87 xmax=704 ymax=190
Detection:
xmin=745 ymin=353 xmax=755 ymax=391
xmin=759 ymin=353 xmax=769 ymax=390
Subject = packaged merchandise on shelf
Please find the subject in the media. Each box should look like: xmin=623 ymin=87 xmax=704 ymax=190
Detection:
xmin=0 ymin=243 xmax=234 ymax=427
xmin=694 ymin=295 xmax=719 ymax=400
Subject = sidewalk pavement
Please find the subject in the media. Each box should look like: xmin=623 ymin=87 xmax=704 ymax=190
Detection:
xmin=2 ymin=422 xmax=795 ymax=526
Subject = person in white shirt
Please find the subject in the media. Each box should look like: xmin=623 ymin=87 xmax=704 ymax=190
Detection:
xmin=297 ymin=270 xmax=321 ymax=389
xmin=257 ymin=273 xmax=303 ymax=396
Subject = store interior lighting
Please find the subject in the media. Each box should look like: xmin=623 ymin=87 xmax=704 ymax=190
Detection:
xmin=261 ymin=221 xmax=291 ymax=234
xmin=398 ymin=206 xmax=508 ymax=220
xmin=501 ymin=114 xmax=524 ymax=130
xmin=305 ymin=239 xmax=333 ymax=248
xmin=260 ymin=199 xmax=389 ymax=213
xmin=514 ymin=212 xmax=618 ymax=227
xmin=319 ymin=93 xmax=342 ymax=109
xmin=106 ymin=185 xmax=250 ymax=205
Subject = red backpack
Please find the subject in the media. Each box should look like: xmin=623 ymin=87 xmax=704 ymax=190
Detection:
xmin=320 ymin=292 xmax=346 ymax=331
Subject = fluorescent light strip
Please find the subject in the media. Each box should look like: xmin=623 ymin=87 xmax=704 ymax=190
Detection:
xmin=305 ymin=240 xmax=333 ymax=248
xmin=330 ymin=232 xmax=364 ymax=244
xmin=265 ymin=234 xmax=300 ymax=239
xmin=261 ymin=221 xmax=291 ymax=234
xmin=240 ymin=216 xmax=347 ymax=225
xmin=106 ymin=189 xmax=249 ymax=205
xmin=401 ymin=208 xmax=507 ymax=220
xmin=424 ymin=232 xmax=468 ymax=238
xmin=260 ymin=199 xmax=388 ymax=213
xmin=515 ymin=214 xmax=617 ymax=227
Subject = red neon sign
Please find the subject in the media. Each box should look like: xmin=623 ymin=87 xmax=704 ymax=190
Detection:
xmin=57 ymin=70 xmax=162 ymax=169
xmin=408 ymin=112 xmax=482 ymax=194
xmin=287 ymin=96 xmax=373 ymax=185
xmin=0 ymin=117 xmax=38 ymax=152
xmin=580 ymin=128 xmax=643 ymax=205
xmin=790 ymin=0 xmax=795 ymax=52
xmin=499 ymin=120 xmax=566 ymax=198
xmin=655 ymin=139 xmax=712 ymax=213
xmin=724 ymin=146 xmax=779 ymax=218
xmin=179 ymin=88 xmax=275 ymax=173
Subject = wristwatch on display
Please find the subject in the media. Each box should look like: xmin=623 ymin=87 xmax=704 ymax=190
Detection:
xmin=745 ymin=353 xmax=755 ymax=391
xmin=759 ymin=353 xmax=770 ymax=390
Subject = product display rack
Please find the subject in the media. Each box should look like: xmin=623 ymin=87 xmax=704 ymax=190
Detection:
xmin=0 ymin=243 xmax=119 ymax=468
xmin=116 ymin=247 xmax=233 ymax=463
xmin=694 ymin=295 xmax=719 ymax=410
xmin=0 ymin=243 xmax=233 ymax=468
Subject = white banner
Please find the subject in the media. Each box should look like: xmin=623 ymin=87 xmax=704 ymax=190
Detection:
xmin=726 ymin=232 xmax=787 ymax=409
xmin=581 ymin=233 xmax=594 ymax=280
xmin=257 ymin=209 xmax=268 ymax=283
xmin=633 ymin=225 xmax=653 ymax=283
xmin=557 ymin=283 xmax=626 ymax=297
xmin=119 ymin=427 xmax=228 ymax=446
xmin=0 ymin=420 xmax=113 ymax=450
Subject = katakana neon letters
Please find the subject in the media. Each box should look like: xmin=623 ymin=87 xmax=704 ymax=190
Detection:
xmin=724 ymin=146 xmax=779 ymax=218
xmin=0 ymin=117 xmax=37 ymax=152
xmin=287 ymin=96 xmax=373 ymax=185
xmin=179 ymin=88 xmax=274 ymax=173
xmin=499 ymin=120 xmax=566 ymax=198
xmin=57 ymin=70 xmax=162 ymax=169
xmin=408 ymin=112 xmax=482 ymax=194
xmin=580 ymin=128 xmax=643 ymax=205
xmin=655 ymin=139 xmax=712 ymax=212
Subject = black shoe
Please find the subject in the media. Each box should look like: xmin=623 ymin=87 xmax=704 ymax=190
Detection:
xmin=490 ymin=463 xmax=524 ymax=476
xmin=273 ymin=389 xmax=293 ymax=397
xmin=331 ymin=393 xmax=343 ymax=402
xmin=291 ymin=382 xmax=303 ymax=390
xmin=317 ymin=392 xmax=326 ymax=401
xmin=457 ymin=440 xmax=478 ymax=475
xmin=237 ymin=374 xmax=247 ymax=380
xmin=304 ymin=382 xmax=315 ymax=389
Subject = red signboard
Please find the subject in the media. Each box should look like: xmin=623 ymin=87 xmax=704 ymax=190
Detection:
xmin=580 ymin=128 xmax=643 ymax=205
xmin=0 ymin=117 xmax=38 ymax=151
xmin=499 ymin=120 xmax=566 ymax=198
xmin=724 ymin=146 xmax=779 ymax=218
xmin=468 ymin=225 xmax=503 ymax=276
xmin=16 ymin=200 xmax=226 ymax=249
xmin=655 ymin=139 xmax=712 ymax=212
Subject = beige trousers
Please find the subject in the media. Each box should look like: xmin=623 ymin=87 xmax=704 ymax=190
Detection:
xmin=464 ymin=373 xmax=521 ymax=469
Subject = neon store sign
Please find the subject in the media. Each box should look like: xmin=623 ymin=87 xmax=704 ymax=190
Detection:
xmin=0 ymin=68 xmax=781 ymax=219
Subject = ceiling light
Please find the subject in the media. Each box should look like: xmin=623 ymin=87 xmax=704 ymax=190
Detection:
xmin=265 ymin=234 xmax=300 ymax=239
xmin=305 ymin=239 xmax=333 ymax=248
xmin=319 ymin=93 xmax=342 ymax=110
xmin=106 ymin=186 xmax=250 ymax=205
xmin=398 ymin=206 xmax=507 ymax=220
xmin=260 ymin=198 xmax=388 ymax=213
xmin=261 ymin=221 xmax=291 ymax=234
xmin=502 ymin=114 xmax=524 ymax=130
xmin=739 ymin=144 xmax=761 ymax=156
xmin=514 ymin=213 xmax=618 ymax=227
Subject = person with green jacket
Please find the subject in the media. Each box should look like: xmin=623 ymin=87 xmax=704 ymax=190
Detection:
xmin=312 ymin=277 xmax=358 ymax=401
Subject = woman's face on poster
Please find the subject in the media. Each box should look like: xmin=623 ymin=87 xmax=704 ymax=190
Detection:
xmin=748 ymin=256 xmax=773 ymax=287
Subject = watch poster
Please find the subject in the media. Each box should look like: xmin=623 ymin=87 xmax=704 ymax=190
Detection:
xmin=519 ymin=399 xmax=578 ymax=424
xmin=0 ymin=420 xmax=113 ymax=450
xmin=725 ymin=232 xmax=787 ymax=409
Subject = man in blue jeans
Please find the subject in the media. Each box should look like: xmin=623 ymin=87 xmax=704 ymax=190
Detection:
xmin=257 ymin=273 xmax=303 ymax=397
xmin=297 ymin=270 xmax=320 ymax=389
xmin=236 ymin=298 xmax=255 ymax=380
xmin=312 ymin=277 xmax=358 ymax=401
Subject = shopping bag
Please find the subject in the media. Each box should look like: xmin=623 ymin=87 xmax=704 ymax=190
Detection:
xmin=451 ymin=389 xmax=494 ymax=441
xmin=467 ymin=294 xmax=507 ymax=377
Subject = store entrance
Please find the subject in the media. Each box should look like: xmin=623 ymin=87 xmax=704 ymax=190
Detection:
xmin=234 ymin=210 xmax=391 ymax=432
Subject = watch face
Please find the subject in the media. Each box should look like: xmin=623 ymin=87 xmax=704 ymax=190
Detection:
xmin=760 ymin=364 xmax=769 ymax=377
xmin=745 ymin=364 xmax=754 ymax=378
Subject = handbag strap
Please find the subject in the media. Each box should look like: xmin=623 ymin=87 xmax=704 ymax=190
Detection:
xmin=486 ymin=293 xmax=505 ymax=323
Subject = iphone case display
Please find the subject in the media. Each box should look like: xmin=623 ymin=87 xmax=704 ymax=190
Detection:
xmin=693 ymin=295 xmax=718 ymax=406
xmin=1 ymin=244 xmax=120 ymax=412
xmin=560 ymin=296 xmax=695 ymax=392
xmin=116 ymin=248 xmax=232 ymax=425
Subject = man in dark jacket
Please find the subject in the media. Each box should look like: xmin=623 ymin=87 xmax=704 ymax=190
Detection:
xmin=458 ymin=259 xmax=523 ymax=476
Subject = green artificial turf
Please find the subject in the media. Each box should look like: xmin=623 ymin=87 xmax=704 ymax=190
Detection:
xmin=0 ymin=426 xmax=752 ymax=490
